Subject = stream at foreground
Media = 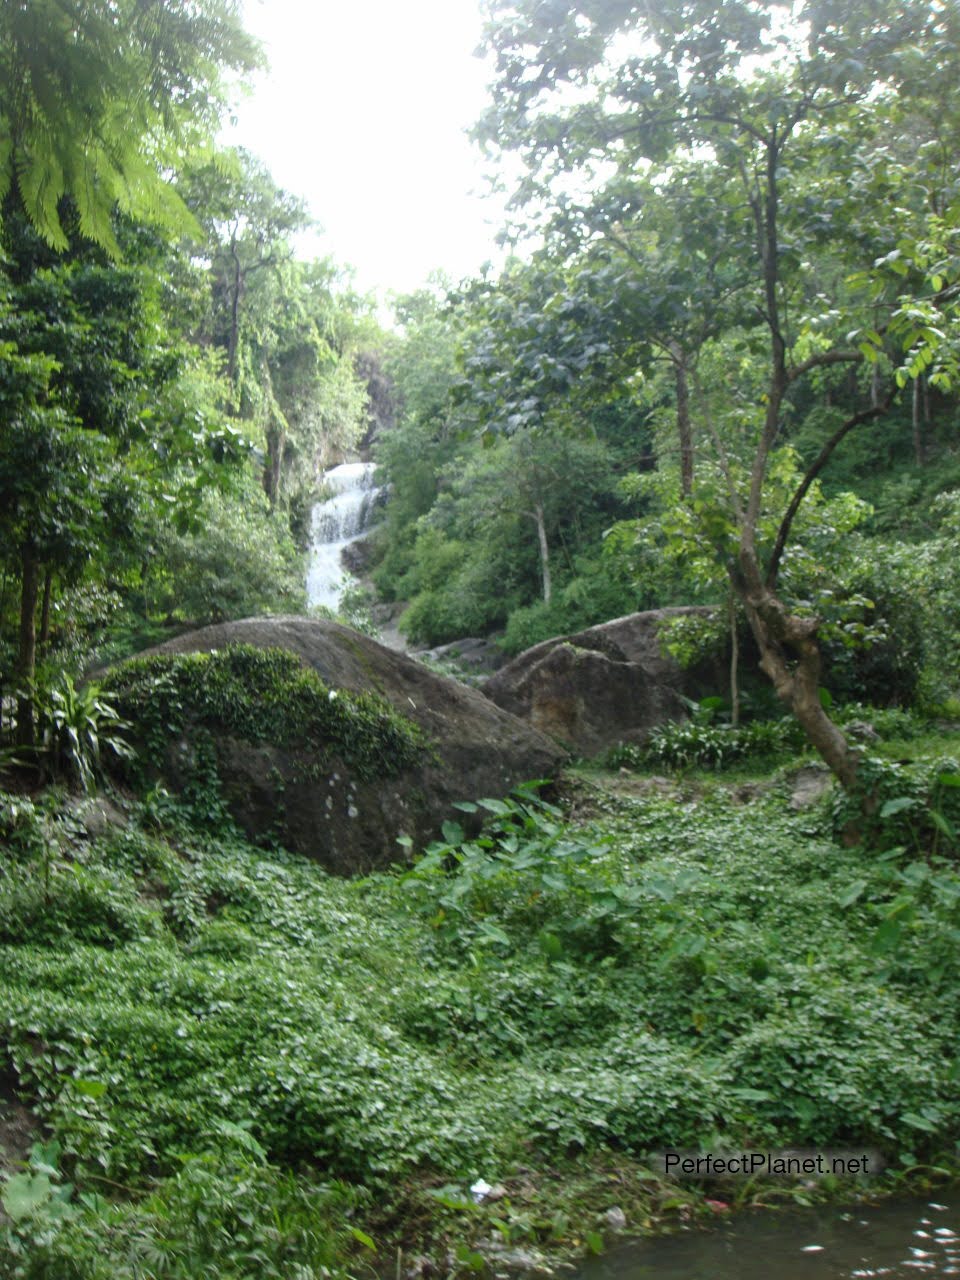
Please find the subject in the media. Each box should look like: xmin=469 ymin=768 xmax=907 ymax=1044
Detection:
xmin=578 ymin=1193 xmax=960 ymax=1279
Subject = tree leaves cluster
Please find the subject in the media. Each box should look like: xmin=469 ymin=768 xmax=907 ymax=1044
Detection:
xmin=446 ymin=0 xmax=960 ymax=791
xmin=0 ymin=2 xmax=384 ymax=750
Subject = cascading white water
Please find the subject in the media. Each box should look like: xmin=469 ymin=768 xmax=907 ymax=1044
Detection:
xmin=306 ymin=462 xmax=380 ymax=610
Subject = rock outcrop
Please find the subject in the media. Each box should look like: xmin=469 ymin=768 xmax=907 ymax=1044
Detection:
xmin=482 ymin=607 xmax=719 ymax=756
xmin=111 ymin=617 xmax=565 ymax=874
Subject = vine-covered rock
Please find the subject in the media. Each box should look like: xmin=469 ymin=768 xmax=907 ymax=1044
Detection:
xmin=109 ymin=617 xmax=564 ymax=873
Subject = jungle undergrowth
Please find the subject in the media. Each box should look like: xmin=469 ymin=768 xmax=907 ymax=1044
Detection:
xmin=0 ymin=737 xmax=959 ymax=1277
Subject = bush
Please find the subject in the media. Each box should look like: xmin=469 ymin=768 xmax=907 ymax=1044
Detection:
xmin=611 ymin=717 xmax=806 ymax=771
xmin=149 ymin=481 xmax=305 ymax=625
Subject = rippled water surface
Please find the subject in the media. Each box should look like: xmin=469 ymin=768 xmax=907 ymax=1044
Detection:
xmin=579 ymin=1194 xmax=960 ymax=1280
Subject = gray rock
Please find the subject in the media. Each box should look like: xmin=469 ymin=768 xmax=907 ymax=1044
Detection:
xmin=65 ymin=793 xmax=128 ymax=839
xmin=482 ymin=608 xmax=720 ymax=756
xmin=415 ymin=636 xmax=508 ymax=675
xmin=120 ymin=616 xmax=565 ymax=874
xmin=787 ymin=764 xmax=834 ymax=810
xmin=844 ymin=719 xmax=880 ymax=743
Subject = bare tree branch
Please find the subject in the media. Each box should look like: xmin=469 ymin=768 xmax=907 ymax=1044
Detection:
xmin=787 ymin=348 xmax=863 ymax=382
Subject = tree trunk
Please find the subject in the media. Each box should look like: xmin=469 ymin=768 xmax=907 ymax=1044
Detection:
xmin=729 ymin=593 xmax=740 ymax=728
xmin=263 ymin=423 xmax=285 ymax=508
xmin=912 ymin=375 xmax=926 ymax=466
xmin=39 ymin=568 xmax=53 ymax=658
xmin=532 ymin=502 xmax=552 ymax=604
xmin=15 ymin=547 xmax=40 ymax=747
xmin=736 ymin=558 xmax=861 ymax=790
xmin=669 ymin=340 xmax=694 ymax=496
xmin=227 ymin=234 xmax=243 ymax=397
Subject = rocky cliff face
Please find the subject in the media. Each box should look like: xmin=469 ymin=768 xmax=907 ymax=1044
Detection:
xmin=111 ymin=616 xmax=565 ymax=874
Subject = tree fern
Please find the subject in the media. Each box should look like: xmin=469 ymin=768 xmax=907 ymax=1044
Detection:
xmin=0 ymin=0 xmax=261 ymax=256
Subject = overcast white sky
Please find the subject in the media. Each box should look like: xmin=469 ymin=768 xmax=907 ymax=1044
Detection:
xmin=224 ymin=0 xmax=509 ymax=302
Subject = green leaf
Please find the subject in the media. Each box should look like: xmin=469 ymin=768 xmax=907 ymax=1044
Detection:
xmin=838 ymin=880 xmax=867 ymax=907
xmin=872 ymin=917 xmax=903 ymax=955
xmin=930 ymin=810 xmax=955 ymax=838
xmin=477 ymin=798 xmax=511 ymax=815
xmin=71 ymin=1078 xmax=107 ymax=1099
xmin=880 ymin=796 xmax=917 ymax=818
xmin=901 ymin=1111 xmax=938 ymax=1133
xmin=350 ymin=1227 xmax=377 ymax=1251
xmin=538 ymin=929 xmax=564 ymax=960
xmin=2 ymin=1172 xmax=54 ymax=1221
xmin=477 ymin=922 xmax=511 ymax=946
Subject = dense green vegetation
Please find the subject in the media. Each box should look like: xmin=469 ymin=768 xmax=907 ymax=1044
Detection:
xmin=109 ymin=644 xmax=426 ymax=784
xmin=1 ymin=726 xmax=959 ymax=1276
xmin=367 ymin=0 xmax=960 ymax=793
xmin=2 ymin=0 xmax=960 ymax=1275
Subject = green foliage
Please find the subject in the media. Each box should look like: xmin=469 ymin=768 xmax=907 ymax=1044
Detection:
xmin=833 ymin=755 xmax=960 ymax=856
xmin=108 ymin=644 xmax=425 ymax=783
xmin=612 ymin=717 xmax=807 ymax=772
xmin=0 ymin=0 xmax=260 ymax=254
xmin=0 ymin=1135 xmax=355 ymax=1279
xmin=1 ymin=756 xmax=960 ymax=1273
xmin=27 ymin=672 xmax=134 ymax=793
xmin=613 ymin=704 xmax=942 ymax=774
xmin=401 ymin=785 xmax=632 ymax=959
xmin=310 ymin=582 xmax=382 ymax=640
xmin=499 ymin=552 xmax=639 ymax=656
xmin=148 ymin=479 xmax=305 ymax=625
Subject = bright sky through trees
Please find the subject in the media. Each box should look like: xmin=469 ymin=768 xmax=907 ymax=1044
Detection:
xmin=225 ymin=0 xmax=508 ymax=299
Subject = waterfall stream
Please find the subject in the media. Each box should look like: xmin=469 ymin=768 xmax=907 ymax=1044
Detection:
xmin=306 ymin=461 xmax=380 ymax=611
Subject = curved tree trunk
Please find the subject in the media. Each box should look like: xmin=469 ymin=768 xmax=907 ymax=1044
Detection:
xmin=735 ymin=552 xmax=861 ymax=790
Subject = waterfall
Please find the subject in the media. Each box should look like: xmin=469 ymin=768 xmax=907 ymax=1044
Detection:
xmin=306 ymin=462 xmax=380 ymax=611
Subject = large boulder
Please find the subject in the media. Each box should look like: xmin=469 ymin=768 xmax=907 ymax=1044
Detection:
xmin=108 ymin=617 xmax=565 ymax=874
xmin=481 ymin=607 xmax=719 ymax=756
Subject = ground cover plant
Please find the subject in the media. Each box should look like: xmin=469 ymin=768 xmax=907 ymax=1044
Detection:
xmin=1 ymin=733 xmax=959 ymax=1278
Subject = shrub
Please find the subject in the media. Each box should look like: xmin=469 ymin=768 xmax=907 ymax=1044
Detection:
xmin=611 ymin=717 xmax=806 ymax=772
xmin=28 ymin=672 xmax=134 ymax=793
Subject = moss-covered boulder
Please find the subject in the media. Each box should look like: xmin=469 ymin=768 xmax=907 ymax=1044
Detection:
xmin=109 ymin=617 xmax=564 ymax=873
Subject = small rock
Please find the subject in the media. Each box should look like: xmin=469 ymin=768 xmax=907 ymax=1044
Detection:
xmin=845 ymin=719 xmax=880 ymax=742
xmin=67 ymin=794 xmax=127 ymax=840
xmin=480 ymin=1244 xmax=552 ymax=1276
xmin=405 ymin=1255 xmax=432 ymax=1280
xmin=788 ymin=764 xmax=833 ymax=810
xmin=605 ymin=1207 xmax=627 ymax=1230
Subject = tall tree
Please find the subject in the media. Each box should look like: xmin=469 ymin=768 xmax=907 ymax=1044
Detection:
xmin=478 ymin=0 xmax=959 ymax=795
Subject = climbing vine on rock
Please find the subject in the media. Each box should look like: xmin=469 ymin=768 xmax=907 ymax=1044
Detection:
xmin=109 ymin=644 xmax=426 ymax=782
